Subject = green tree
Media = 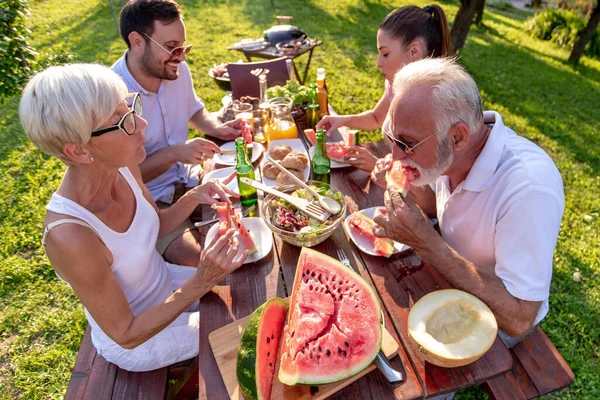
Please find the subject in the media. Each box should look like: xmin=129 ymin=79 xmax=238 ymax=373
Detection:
xmin=569 ymin=3 xmax=600 ymax=65
xmin=0 ymin=0 xmax=37 ymax=103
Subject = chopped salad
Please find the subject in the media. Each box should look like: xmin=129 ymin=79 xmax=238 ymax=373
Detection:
xmin=269 ymin=185 xmax=343 ymax=235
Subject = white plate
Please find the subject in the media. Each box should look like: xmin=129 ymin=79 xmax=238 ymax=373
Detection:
xmin=205 ymin=217 xmax=273 ymax=264
xmin=343 ymin=206 xmax=410 ymax=257
xmin=308 ymin=145 xmax=351 ymax=168
xmin=214 ymin=142 xmax=264 ymax=166
xmin=261 ymin=139 xmax=310 ymax=186
xmin=201 ymin=167 xmax=238 ymax=198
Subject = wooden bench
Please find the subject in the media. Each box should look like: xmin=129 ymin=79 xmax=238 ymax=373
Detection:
xmin=483 ymin=326 xmax=574 ymax=399
xmin=65 ymin=326 xmax=198 ymax=399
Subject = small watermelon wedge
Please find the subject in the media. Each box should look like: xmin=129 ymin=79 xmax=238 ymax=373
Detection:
xmin=386 ymin=161 xmax=417 ymax=197
xmin=237 ymin=298 xmax=289 ymax=400
xmin=348 ymin=211 xmax=395 ymax=257
xmin=212 ymin=202 xmax=231 ymax=236
xmin=230 ymin=206 xmax=258 ymax=255
xmin=346 ymin=130 xmax=358 ymax=146
xmin=326 ymin=142 xmax=349 ymax=163
xmin=303 ymin=128 xmax=317 ymax=146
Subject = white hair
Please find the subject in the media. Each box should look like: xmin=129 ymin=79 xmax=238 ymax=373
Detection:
xmin=392 ymin=57 xmax=483 ymax=136
xmin=19 ymin=63 xmax=128 ymax=165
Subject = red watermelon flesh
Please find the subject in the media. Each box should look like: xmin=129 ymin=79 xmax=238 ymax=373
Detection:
xmin=278 ymin=248 xmax=382 ymax=385
xmin=304 ymin=129 xmax=317 ymax=146
xmin=326 ymin=142 xmax=349 ymax=163
xmin=237 ymin=298 xmax=289 ymax=400
xmin=229 ymin=206 xmax=258 ymax=255
xmin=241 ymin=121 xmax=253 ymax=145
xmin=212 ymin=202 xmax=231 ymax=236
xmin=386 ymin=161 xmax=417 ymax=197
xmin=348 ymin=212 xmax=395 ymax=258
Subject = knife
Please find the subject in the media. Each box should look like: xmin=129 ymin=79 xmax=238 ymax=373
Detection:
xmin=194 ymin=204 xmax=255 ymax=228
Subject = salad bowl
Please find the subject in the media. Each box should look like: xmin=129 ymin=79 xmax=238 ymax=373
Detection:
xmin=261 ymin=180 xmax=346 ymax=247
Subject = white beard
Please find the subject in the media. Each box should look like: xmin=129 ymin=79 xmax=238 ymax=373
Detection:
xmin=400 ymin=134 xmax=454 ymax=186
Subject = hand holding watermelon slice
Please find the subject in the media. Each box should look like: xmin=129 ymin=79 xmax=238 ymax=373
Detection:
xmin=386 ymin=160 xmax=417 ymax=198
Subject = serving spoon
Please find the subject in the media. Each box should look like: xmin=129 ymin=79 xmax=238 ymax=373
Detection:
xmin=266 ymin=156 xmax=342 ymax=214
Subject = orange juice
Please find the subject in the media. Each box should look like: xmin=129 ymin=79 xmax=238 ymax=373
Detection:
xmin=267 ymin=120 xmax=298 ymax=141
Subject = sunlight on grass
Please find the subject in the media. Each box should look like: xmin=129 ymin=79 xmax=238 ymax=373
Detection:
xmin=0 ymin=0 xmax=598 ymax=398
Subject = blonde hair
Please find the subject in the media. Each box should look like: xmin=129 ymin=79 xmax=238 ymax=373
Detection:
xmin=392 ymin=57 xmax=483 ymax=136
xmin=19 ymin=63 xmax=128 ymax=165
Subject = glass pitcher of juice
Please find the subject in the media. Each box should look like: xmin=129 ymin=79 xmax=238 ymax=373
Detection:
xmin=267 ymin=97 xmax=298 ymax=141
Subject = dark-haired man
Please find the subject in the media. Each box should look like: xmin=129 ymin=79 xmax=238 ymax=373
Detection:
xmin=111 ymin=0 xmax=241 ymax=266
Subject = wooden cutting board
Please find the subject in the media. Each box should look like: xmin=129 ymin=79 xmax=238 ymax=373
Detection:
xmin=209 ymin=312 xmax=399 ymax=399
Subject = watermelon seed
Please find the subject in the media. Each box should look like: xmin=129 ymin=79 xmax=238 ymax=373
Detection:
xmin=326 ymin=349 xmax=331 ymax=356
xmin=267 ymin=352 xmax=270 ymax=356
xmin=310 ymin=353 xmax=313 ymax=359
xmin=266 ymin=337 xmax=270 ymax=344
xmin=345 ymin=280 xmax=349 ymax=284
xmin=318 ymin=346 xmax=322 ymax=352
xmin=318 ymin=273 xmax=322 ymax=280
xmin=338 ymin=347 xmax=342 ymax=354
xmin=345 ymin=341 xmax=349 ymax=347
xmin=342 ymin=350 xmax=347 ymax=357
xmin=311 ymin=271 xmax=316 ymax=277
xmin=306 ymin=269 xmax=310 ymax=275
xmin=316 ymin=354 xmax=320 ymax=360
xmin=339 ymin=294 xmax=343 ymax=300
xmin=269 ymin=362 xmax=273 ymax=367
xmin=332 ymin=277 xmax=336 ymax=282
xmin=355 ymin=305 xmax=359 ymax=308
xmin=355 ymin=289 xmax=359 ymax=293
xmin=291 ymin=331 xmax=295 ymax=338
xmin=309 ymin=285 xmax=313 ymax=291
xmin=271 ymin=334 xmax=274 ymax=339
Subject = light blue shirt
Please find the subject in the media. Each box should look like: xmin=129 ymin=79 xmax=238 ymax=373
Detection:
xmin=111 ymin=51 xmax=205 ymax=204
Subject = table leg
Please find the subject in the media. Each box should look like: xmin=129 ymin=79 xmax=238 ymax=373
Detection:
xmin=291 ymin=60 xmax=302 ymax=84
xmin=243 ymin=54 xmax=253 ymax=62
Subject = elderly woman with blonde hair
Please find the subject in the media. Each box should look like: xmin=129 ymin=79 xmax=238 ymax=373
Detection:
xmin=19 ymin=63 xmax=247 ymax=371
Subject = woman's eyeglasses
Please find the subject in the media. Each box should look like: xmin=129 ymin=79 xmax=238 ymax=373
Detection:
xmin=383 ymin=127 xmax=440 ymax=156
xmin=91 ymin=93 xmax=142 ymax=137
xmin=142 ymin=33 xmax=192 ymax=58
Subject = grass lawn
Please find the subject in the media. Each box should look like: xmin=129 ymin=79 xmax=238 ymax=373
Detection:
xmin=0 ymin=0 xmax=598 ymax=398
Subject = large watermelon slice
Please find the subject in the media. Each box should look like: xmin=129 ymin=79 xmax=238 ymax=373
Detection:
xmin=278 ymin=248 xmax=382 ymax=385
xmin=348 ymin=211 xmax=395 ymax=258
xmin=237 ymin=298 xmax=289 ymax=400
xmin=212 ymin=202 xmax=231 ymax=236
xmin=386 ymin=160 xmax=417 ymax=197
xmin=230 ymin=206 xmax=258 ymax=255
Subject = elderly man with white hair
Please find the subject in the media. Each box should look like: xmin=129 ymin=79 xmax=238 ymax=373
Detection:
xmin=19 ymin=63 xmax=247 ymax=371
xmin=371 ymin=58 xmax=564 ymax=347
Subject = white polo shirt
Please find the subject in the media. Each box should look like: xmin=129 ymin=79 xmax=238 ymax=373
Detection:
xmin=435 ymin=111 xmax=564 ymax=325
xmin=111 ymin=51 xmax=205 ymax=204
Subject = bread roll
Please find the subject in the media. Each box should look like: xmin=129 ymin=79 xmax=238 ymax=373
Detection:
xmin=276 ymin=169 xmax=305 ymax=186
xmin=281 ymin=151 xmax=309 ymax=170
xmin=262 ymin=160 xmax=281 ymax=180
xmin=269 ymin=144 xmax=293 ymax=161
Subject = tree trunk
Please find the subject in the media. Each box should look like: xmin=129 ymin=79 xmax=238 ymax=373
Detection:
xmin=451 ymin=0 xmax=484 ymax=53
xmin=569 ymin=4 xmax=600 ymax=65
xmin=475 ymin=0 xmax=486 ymax=25
xmin=531 ymin=0 xmax=542 ymax=8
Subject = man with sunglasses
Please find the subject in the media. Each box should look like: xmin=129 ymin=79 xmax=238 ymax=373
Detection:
xmin=111 ymin=0 xmax=241 ymax=266
xmin=371 ymin=58 xmax=564 ymax=349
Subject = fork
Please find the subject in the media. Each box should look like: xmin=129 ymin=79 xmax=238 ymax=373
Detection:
xmin=336 ymin=249 xmax=405 ymax=384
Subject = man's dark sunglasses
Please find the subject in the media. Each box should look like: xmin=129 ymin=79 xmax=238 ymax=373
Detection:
xmin=91 ymin=93 xmax=142 ymax=137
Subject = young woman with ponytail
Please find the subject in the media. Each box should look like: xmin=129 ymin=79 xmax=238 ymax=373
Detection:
xmin=316 ymin=4 xmax=452 ymax=172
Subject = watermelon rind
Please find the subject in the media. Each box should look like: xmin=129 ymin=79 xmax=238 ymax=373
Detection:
xmin=237 ymin=298 xmax=288 ymax=400
xmin=278 ymin=247 xmax=382 ymax=386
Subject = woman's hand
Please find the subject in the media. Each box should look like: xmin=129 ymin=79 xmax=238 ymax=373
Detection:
xmin=372 ymin=190 xmax=436 ymax=249
xmin=316 ymin=115 xmax=347 ymax=135
xmin=195 ymin=228 xmax=248 ymax=288
xmin=176 ymin=137 xmax=221 ymax=164
xmin=370 ymin=154 xmax=393 ymax=188
xmin=188 ymin=171 xmax=239 ymax=205
xmin=343 ymin=146 xmax=378 ymax=172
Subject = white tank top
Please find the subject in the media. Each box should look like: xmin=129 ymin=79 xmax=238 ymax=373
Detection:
xmin=45 ymin=167 xmax=174 ymax=350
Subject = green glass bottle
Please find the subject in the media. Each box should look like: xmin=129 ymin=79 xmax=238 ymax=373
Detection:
xmin=306 ymin=83 xmax=320 ymax=130
xmin=311 ymin=129 xmax=330 ymax=184
xmin=235 ymin=137 xmax=258 ymax=206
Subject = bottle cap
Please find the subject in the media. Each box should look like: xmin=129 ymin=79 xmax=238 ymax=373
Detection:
xmin=317 ymin=68 xmax=325 ymax=76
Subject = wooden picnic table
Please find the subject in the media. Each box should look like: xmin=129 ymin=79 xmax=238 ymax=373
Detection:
xmin=196 ymin=126 xmax=513 ymax=399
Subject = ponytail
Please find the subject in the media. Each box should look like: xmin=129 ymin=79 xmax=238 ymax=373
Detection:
xmin=379 ymin=4 xmax=452 ymax=58
xmin=423 ymin=4 xmax=452 ymax=56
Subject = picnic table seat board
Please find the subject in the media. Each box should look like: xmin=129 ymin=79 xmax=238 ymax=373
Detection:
xmin=65 ymin=325 xmax=198 ymax=400
xmin=483 ymin=326 xmax=574 ymax=400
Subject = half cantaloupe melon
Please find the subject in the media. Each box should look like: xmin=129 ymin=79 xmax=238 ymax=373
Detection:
xmin=407 ymin=289 xmax=498 ymax=368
